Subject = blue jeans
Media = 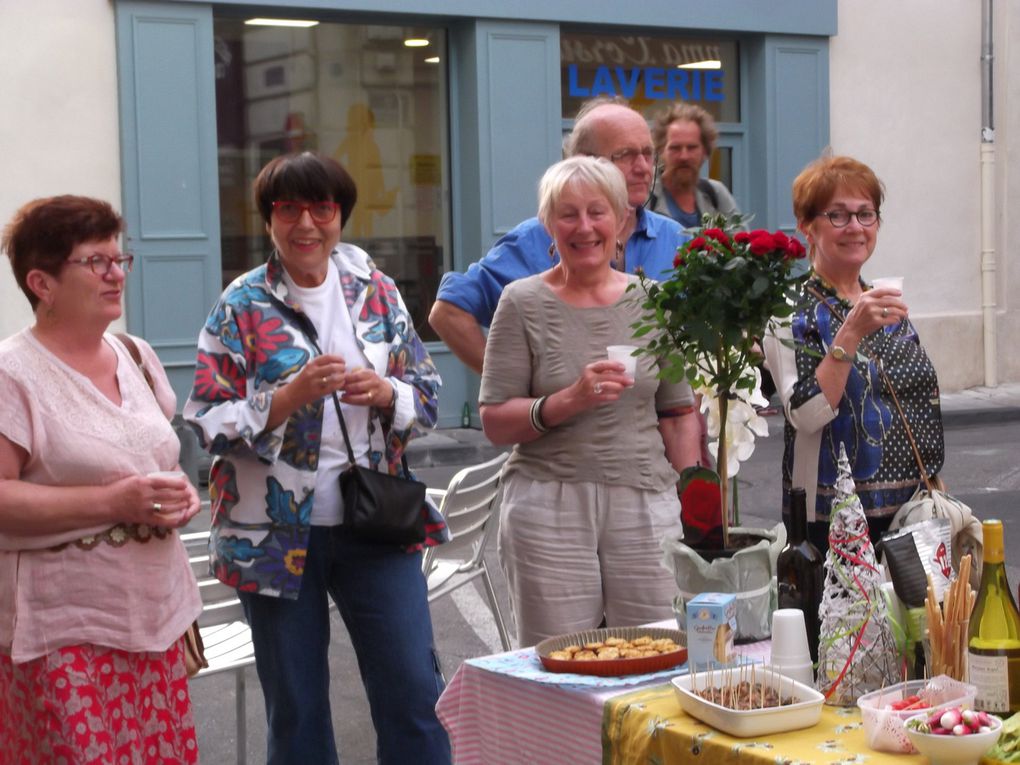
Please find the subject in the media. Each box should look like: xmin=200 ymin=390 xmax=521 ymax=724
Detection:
xmin=239 ymin=526 xmax=450 ymax=765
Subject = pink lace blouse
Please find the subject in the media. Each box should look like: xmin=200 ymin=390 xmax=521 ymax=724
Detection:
xmin=0 ymin=329 xmax=201 ymax=662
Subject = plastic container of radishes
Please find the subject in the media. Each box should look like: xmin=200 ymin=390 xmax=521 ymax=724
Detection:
xmin=856 ymin=676 xmax=977 ymax=753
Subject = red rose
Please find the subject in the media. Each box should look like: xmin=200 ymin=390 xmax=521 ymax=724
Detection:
xmin=688 ymin=236 xmax=707 ymax=250
xmin=734 ymin=231 xmax=752 ymax=244
xmin=785 ymin=238 xmax=807 ymax=259
xmin=772 ymin=230 xmax=790 ymax=249
xmin=673 ymin=254 xmax=685 ymax=268
xmin=703 ymin=228 xmax=731 ymax=247
xmin=748 ymin=232 xmax=776 ymax=255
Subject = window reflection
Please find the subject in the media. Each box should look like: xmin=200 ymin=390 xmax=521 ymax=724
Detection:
xmin=213 ymin=18 xmax=449 ymax=340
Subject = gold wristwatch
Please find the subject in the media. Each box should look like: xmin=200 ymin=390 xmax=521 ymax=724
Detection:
xmin=829 ymin=345 xmax=852 ymax=362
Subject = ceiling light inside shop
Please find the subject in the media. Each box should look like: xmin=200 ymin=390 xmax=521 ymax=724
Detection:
xmin=679 ymin=60 xmax=722 ymax=70
xmin=425 ymin=56 xmax=440 ymax=64
xmin=245 ymin=18 xmax=320 ymax=28
xmin=404 ymin=38 xmax=430 ymax=47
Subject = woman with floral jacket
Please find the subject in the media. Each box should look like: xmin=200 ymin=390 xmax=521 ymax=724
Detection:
xmin=184 ymin=152 xmax=449 ymax=764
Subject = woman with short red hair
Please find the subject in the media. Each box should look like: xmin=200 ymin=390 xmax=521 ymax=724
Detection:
xmin=0 ymin=195 xmax=202 ymax=763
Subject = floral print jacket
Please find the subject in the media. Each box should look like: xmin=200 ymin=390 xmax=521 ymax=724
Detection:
xmin=184 ymin=244 xmax=444 ymax=598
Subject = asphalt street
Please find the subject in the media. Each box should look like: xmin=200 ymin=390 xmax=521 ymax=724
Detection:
xmin=188 ymin=414 xmax=1020 ymax=764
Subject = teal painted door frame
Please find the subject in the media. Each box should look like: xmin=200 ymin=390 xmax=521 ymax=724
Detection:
xmin=115 ymin=1 xmax=222 ymax=402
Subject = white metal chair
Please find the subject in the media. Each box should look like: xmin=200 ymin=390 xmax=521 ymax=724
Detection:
xmin=422 ymin=451 xmax=513 ymax=652
xmin=181 ymin=530 xmax=255 ymax=765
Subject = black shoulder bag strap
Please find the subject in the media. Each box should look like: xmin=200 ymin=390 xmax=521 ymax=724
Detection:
xmin=697 ymin=177 xmax=719 ymax=210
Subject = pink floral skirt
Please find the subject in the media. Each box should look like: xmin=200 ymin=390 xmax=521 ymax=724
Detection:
xmin=0 ymin=638 xmax=199 ymax=764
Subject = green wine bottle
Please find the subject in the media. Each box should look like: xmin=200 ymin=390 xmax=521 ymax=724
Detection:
xmin=968 ymin=519 xmax=1020 ymax=713
xmin=461 ymin=402 xmax=471 ymax=428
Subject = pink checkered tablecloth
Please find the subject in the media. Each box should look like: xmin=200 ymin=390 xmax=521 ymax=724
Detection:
xmin=436 ymin=627 xmax=771 ymax=765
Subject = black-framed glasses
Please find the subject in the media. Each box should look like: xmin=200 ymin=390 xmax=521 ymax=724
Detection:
xmin=68 ymin=253 xmax=135 ymax=275
xmin=607 ymin=146 xmax=656 ymax=167
xmin=820 ymin=209 xmax=880 ymax=228
xmin=271 ymin=201 xmax=340 ymax=224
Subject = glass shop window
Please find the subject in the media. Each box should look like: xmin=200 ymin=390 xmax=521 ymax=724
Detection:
xmin=560 ymin=30 xmax=740 ymax=188
xmin=214 ymin=17 xmax=450 ymax=340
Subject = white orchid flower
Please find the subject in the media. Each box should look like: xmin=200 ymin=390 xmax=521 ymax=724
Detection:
xmin=696 ymin=370 xmax=770 ymax=477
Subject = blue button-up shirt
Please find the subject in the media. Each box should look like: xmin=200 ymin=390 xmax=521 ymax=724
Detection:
xmin=436 ymin=207 xmax=687 ymax=327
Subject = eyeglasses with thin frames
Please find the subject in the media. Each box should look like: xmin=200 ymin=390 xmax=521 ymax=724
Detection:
xmin=606 ymin=147 xmax=656 ymax=167
xmin=820 ymin=209 xmax=880 ymax=228
xmin=271 ymin=201 xmax=340 ymax=224
xmin=67 ymin=254 xmax=135 ymax=275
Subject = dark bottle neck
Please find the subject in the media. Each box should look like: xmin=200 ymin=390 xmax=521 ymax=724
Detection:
xmin=788 ymin=489 xmax=808 ymax=544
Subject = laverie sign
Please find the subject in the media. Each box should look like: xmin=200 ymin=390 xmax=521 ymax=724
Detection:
xmin=562 ymin=35 xmax=727 ymax=103
xmin=566 ymin=65 xmax=722 ymax=102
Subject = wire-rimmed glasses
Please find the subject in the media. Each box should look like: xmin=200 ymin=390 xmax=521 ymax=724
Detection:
xmin=67 ymin=253 xmax=135 ymax=275
xmin=607 ymin=146 xmax=656 ymax=167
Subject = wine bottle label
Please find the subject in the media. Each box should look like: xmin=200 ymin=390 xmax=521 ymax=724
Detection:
xmin=968 ymin=653 xmax=1010 ymax=712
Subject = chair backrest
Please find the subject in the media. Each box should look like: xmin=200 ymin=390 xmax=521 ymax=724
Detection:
xmin=424 ymin=451 xmax=510 ymax=571
xmin=181 ymin=530 xmax=247 ymax=628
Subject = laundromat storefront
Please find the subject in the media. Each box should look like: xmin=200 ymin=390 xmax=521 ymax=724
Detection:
xmin=113 ymin=1 xmax=834 ymax=425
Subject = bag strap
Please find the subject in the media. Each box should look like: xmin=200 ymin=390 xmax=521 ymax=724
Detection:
xmin=303 ymin=334 xmax=411 ymax=478
xmin=114 ymin=332 xmax=156 ymax=394
xmin=806 ymin=285 xmax=935 ymax=492
xmin=697 ymin=177 xmax=719 ymax=210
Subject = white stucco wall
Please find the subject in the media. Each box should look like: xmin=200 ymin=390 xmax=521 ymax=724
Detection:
xmin=0 ymin=0 xmax=122 ymax=338
xmin=996 ymin=1 xmax=1020 ymax=383
xmin=829 ymin=0 xmax=1016 ymax=390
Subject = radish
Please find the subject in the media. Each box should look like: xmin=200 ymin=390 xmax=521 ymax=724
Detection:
xmin=907 ymin=706 xmax=1001 ymax=736
xmin=940 ymin=709 xmax=962 ymax=730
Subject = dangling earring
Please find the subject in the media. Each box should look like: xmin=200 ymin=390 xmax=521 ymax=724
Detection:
xmin=548 ymin=242 xmax=557 ymax=260
xmin=614 ymin=240 xmax=625 ymax=271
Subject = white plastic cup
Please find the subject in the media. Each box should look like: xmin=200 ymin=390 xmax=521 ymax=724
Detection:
xmin=607 ymin=345 xmax=638 ymax=377
xmin=769 ymin=660 xmax=814 ymax=687
xmin=148 ymin=470 xmax=187 ymax=481
xmin=871 ymin=276 xmax=904 ymax=294
xmin=769 ymin=608 xmax=811 ymax=663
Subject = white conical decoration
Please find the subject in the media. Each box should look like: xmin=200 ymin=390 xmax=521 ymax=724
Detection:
xmin=816 ymin=443 xmax=900 ymax=705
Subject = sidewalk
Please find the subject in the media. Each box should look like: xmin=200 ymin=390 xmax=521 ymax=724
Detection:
xmin=406 ymin=382 xmax=1020 ymax=468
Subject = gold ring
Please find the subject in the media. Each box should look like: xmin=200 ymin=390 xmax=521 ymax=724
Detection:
xmin=882 ymin=307 xmax=889 ymax=318
xmin=321 ymin=376 xmax=328 ymax=386
xmin=153 ymin=502 xmax=162 ymax=512
xmin=594 ymin=382 xmax=603 ymax=395
xmin=368 ymin=391 xmax=374 ymax=400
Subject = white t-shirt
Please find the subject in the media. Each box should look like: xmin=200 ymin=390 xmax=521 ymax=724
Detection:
xmin=283 ymin=261 xmax=371 ymax=525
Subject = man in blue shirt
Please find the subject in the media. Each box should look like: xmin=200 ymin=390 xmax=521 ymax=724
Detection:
xmin=429 ymin=97 xmax=688 ymax=373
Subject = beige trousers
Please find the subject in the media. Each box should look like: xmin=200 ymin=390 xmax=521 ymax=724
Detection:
xmin=497 ymin=474 xmax=682 ymax=647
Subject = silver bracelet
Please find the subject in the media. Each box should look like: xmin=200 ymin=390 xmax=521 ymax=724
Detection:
xmin=529 ymin=395 xmax=549 ymax=433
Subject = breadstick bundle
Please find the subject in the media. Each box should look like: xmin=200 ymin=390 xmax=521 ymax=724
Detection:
xmin=925 ymin=554 xmax=976 ymax=681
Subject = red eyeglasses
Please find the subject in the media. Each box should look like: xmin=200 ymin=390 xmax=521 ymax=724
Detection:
xmin=271 ymin=201 xmax=340 ymax=224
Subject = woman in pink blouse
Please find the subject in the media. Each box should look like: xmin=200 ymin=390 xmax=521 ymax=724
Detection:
xmin=0 ymin=196 xmax=203 ymax=764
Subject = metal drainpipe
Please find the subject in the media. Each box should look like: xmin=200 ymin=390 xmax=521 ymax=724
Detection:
xmin=981 ymin=0 xmax=997 ymax=386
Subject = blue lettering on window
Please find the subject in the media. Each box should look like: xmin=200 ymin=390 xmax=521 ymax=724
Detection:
xmin=666 ymin=69 xmax=689 ymax=100
xmin=567 ymin=64 xmax=589 ymax=97
xmin=644 ymin=67 xmax=665 ymax=99
xmin=567 ymin=65 xmax=726 ymax=102
xmin=591 ymin=65 xmax=615 ymax=96
xmin=615 ymin=67 xmax=640 ymax=99
xmin=705 ymin=70 xmax=724 ymax=101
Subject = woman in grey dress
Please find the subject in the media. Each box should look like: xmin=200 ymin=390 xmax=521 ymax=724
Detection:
xmin=479 ymin=156 xmax=701 ymax=646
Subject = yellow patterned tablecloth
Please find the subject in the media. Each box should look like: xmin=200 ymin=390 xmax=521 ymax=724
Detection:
xmin=602 ymin=683 xmax=928 ymax=765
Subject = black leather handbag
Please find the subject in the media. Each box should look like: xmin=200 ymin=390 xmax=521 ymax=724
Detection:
xmin=330 ymin=391 xmax=427 ymax=545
